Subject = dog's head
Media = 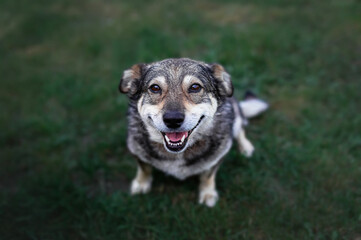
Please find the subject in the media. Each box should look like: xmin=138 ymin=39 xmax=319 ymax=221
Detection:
xmin=119 ymin=58 xmax=233 ymax=153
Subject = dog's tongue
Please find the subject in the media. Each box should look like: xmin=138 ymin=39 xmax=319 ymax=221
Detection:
xmin=165 ymin=131 xmax=188 ymax=142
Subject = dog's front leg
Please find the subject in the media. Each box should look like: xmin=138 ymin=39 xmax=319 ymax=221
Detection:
xmin=130 ymin=160 xmax=153 ymax=195
xmin=199 ymin=166 xmax=220 ymax=207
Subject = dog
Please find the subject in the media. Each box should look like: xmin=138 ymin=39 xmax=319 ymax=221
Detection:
xmin=119 ymin=58 xmax=268 ymax=207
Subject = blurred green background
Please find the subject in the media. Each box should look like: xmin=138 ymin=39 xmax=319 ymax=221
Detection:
xmin=1 ymin=0 xmax=361 ymax=239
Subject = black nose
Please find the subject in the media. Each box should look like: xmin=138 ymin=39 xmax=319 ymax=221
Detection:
xmin=163 ymin=111 xmax=185 ymax=129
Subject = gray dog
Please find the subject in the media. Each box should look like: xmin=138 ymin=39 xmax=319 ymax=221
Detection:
xmin=119 ymin=58 xmax=267 ymax=207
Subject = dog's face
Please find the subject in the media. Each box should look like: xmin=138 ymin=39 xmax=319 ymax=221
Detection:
xmin=119 ymin=58 xmax=233 ymax=153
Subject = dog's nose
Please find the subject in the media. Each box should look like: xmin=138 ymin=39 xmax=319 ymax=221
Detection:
xmin=163 ymin=111 xmax=185 ymax=129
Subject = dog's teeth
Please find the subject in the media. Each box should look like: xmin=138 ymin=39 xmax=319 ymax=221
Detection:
xmin=165 ymin=135 xmax=170 ymax=144
xmin=164 ymin=134 xmax=185 ymax=148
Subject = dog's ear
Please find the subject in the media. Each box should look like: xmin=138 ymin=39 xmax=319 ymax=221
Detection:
xmin=119 ymin=64 xmax=144 ymax=96
xmin=210 ymin=64 xmax=233 ymax=97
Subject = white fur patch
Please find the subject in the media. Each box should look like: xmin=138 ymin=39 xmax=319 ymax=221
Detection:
xmin=239 ymin=137 xmax=254 ymax=157
xmin=232 ymin=99 xmax=244 ymax=138
xmin=130 ymin=178 xmax=152 ymax=194
xmin=183 ymin=75 xmax=198 ymax=85
xmin=148 ymin=76 xmax=167 ymax=87
xmin=130 ymin=165 xmax=153 ymax=195
xmin=137 ymin=95 xmax=164 ymax=143
xmin=240 ymin=99 xmax=268 ymax=118
xmin=199 ymin=188 xmax=219 ymax=207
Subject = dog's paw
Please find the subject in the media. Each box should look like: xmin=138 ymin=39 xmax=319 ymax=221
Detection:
xmin=240 ymin=139 xmax=254 ymax=158
xmin=130 ymin=178 xmax=152 ymax=195
xmin=199 ymin=189 xmax=219 ymax=207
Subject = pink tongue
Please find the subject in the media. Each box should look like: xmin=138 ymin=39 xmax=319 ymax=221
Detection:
xmin=165 ymin=131 xmax=188 ymax=142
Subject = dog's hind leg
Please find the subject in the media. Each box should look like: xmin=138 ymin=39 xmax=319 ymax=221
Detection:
xmin=199 ymin=164 xmax=221 ymax=207
xmin=235 ymin=127 xmax=254 ymax=158
xmin=130 ymin=160 xmax=153 ymax=195
xmin=232 ymin=98 xmax=255 ymax=157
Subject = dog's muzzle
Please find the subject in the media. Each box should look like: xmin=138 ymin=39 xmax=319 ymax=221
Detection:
xmin=161 ymin=115 xmax=204 ymax=153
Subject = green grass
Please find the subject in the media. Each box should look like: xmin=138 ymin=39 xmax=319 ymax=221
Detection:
xmin=1 ymin=0 xmax=361 ymax=239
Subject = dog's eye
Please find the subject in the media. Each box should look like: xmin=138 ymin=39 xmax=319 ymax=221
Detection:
xmin=149 ymin=84 xmax=162 ymax=94
xmin=189 ymin=84 xmax=202 ymax=93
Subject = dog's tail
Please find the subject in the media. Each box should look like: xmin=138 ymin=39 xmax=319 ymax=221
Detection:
xmin=239 ymin=90 xmax=269 ymax=119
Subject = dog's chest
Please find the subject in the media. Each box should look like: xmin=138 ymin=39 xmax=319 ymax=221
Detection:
xmin=151 ymin=156 xmax=201 ymax=180
xmin=128 ymin=135 xmax=232 ymax=180
xmin=139 ymin=153 xmax=220 ymax=180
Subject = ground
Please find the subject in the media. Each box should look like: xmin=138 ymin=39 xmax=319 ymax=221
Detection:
xmin=0 ymin=0 xmax=361 ymax=239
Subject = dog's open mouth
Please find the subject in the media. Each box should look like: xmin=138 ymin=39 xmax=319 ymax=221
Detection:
xmin=161 ymin=116 xmax=204 ymax=152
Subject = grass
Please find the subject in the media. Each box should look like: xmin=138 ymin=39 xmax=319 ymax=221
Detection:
xmin=1 ymin=0 xmax=361 ymax=239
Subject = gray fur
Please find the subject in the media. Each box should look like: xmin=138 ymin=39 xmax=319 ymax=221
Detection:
xmin=119 ymin=58 xmax=264 ymax=205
